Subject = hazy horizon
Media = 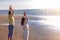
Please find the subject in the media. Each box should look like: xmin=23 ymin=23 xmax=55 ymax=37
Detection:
xmin=0 ymin=0 xmax=60 ymax=14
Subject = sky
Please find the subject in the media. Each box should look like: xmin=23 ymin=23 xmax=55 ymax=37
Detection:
xmin=0 ymin=0 xmax=60 ymax=10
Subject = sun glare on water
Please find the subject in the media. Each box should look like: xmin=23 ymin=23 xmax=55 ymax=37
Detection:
xmin=41 ymin=16 xmax=60 ymax=30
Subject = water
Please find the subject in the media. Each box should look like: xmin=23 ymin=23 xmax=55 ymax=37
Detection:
xmin=0 ymin=9 xmax=60 ymax=40
xmin=29 ymin=16 xmax=60 ymax=31
xmin=0 ymin=9 xmax=60 ymax=31
xmin=0 ymin=9 xmax=55 ymax=15
xmin=0 ymin=9 xmax=42 ymax=15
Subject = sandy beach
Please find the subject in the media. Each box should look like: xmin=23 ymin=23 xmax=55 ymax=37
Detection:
xmin=0 ymin=15 xmax=60 ymax=40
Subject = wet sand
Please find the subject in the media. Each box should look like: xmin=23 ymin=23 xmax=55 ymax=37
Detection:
xmin=0 ymin=15 xmax=60 ymax=40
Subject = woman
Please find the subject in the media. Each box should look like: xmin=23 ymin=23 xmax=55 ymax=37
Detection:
xmin=21 ymin=12 xmax=29 ymax=40
xmin=8 ymin=5 xmax=15 ymax=40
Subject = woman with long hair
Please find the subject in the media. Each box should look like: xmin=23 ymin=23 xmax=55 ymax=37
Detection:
xmin=21 ymin=12 xmax=29 ymax=40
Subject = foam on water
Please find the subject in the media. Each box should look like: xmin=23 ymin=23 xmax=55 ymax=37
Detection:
xmin=0 ymin=15 xmax=60 ymax=30
xmin=33 ymin=16 xmax=60 ymax=30
xmin=0 ymin=23 xmax=9 ymax=25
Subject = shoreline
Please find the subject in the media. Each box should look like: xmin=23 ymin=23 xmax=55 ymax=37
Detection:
xmin=0 ymin=15 xmax=60 ymax=40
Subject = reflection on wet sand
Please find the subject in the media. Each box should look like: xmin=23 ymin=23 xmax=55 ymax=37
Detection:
xmin=0 ymin=15 xmax=60 ymax=40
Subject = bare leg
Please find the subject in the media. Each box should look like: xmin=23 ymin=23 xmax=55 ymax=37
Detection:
xmin=10 ymin=37 xmax=12 ymax=40
xmin=8 ymin=36 xmax=9 ymax=40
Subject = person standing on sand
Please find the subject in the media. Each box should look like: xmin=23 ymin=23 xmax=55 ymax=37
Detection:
xmin=21 ymin=12 xmax=29 ymax=40
xmin=8 ymin=5 xmax=15 ymax=40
